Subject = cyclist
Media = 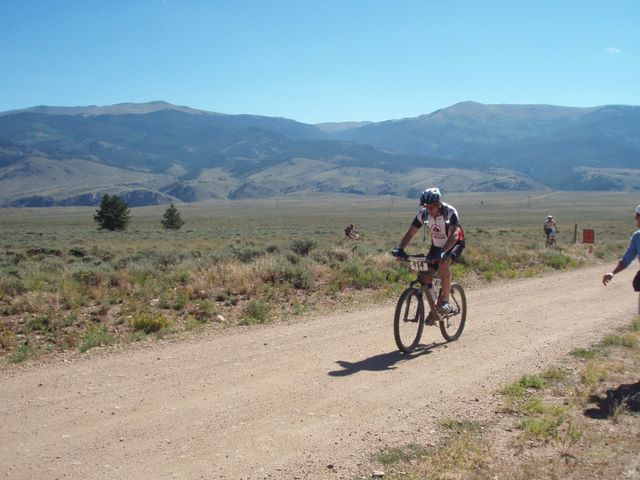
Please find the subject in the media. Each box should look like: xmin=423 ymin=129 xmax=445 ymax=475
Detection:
xmin=544 ymin=215 xmax=559 ymax=243
xmin=602 ymin=204 xmax=640 ymax=290
xmin=345 ymin=224 xmax=360 ymax=239
xmin=392 ymin=187 xmax=465 ymax=314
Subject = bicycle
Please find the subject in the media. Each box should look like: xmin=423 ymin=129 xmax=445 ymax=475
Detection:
xmin=545 ymin=230 xmax=557 ymax=248
xmin=393 ymin=254 xmax=467 ymax=353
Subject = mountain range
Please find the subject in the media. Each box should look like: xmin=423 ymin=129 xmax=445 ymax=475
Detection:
xmin=1 ymin=100 xmax=638 ymax=207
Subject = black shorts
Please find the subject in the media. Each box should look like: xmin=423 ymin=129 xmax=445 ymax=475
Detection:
xmin=426 ymin=240 xmax=465 ymax=267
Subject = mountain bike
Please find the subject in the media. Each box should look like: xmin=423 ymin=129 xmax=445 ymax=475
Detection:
xmin=545 ymin=230 xmax=557 ymax=248
xmin=393 ymin=255 xmax=467 ymax=353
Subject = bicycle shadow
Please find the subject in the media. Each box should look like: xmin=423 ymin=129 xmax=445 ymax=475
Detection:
xmin=328 ymin=341 xmax=447 ymax=377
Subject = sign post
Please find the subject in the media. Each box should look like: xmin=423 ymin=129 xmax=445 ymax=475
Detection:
xmin=582 ymin=229 xmax=595 ymax=254
xmin=582 ymin=229 xmax=595 ymax=244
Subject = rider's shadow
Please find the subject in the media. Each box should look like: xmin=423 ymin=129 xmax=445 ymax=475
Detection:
xmin=328 ymin=342 xmax=446 ymax=377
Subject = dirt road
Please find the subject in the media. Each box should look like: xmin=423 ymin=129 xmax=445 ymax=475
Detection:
xmin=1 ymin=265 xmax=637 ymax=479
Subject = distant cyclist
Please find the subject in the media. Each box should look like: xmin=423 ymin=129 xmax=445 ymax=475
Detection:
xmin=544 ymin=215 xmax=559 ymax=243
xmin=345 ymin=224 xmax=360 ymax=240
xmin=391 ymin=187 xmax=465 ymax=314
xmin=602 ymin=204 xmax=640 ymax=292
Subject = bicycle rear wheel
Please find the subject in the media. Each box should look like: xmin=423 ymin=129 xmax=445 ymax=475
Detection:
xmin=394 ymin=287 xmax=425 ymax=353
xmin=439 ymin=283 xmax=467 ymax=341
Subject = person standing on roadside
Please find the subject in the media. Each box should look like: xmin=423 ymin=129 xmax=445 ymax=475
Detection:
xmin=602 ymin=204 xmax=640 ymax=293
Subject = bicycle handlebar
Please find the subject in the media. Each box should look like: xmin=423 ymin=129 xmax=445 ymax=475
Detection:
xmin=391 ymin=249 xmax=444 ymax=262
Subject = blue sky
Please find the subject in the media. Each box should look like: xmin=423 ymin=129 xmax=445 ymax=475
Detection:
xmin=1 ymin=0 xmax=638 ymax=123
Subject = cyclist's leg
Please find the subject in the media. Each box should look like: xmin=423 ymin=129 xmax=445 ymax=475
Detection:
xmin=426 ymin=245 xmax=447 ymax=302
xmin=423 ymin=244 xmax=441 ymax=293
xmin=442 ymin=242 xmax=464 ymax=301
xmin=440 ymin=259 xmax=452 ymax=300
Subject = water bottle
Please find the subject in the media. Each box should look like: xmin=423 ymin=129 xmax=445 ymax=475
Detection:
xmin=427 ymin=283 xmax=437 ymax=302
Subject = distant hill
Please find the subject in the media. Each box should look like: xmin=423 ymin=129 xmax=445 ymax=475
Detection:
xmin=329 ymin=101 xmax=640 ymax=190
xmin=0 ymin=100 xmax=638 ymax=206
xmin=0 ymin=100 xmax=212 ymax=117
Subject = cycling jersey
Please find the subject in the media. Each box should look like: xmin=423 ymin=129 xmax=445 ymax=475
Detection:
xmin=411 ymin=202 xmax=463 ymax=248
xmin=544 ymin=220 xmax=557 ymax=233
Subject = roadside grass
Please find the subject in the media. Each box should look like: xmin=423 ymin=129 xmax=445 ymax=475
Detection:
xmin=368 ymin=316 xmax=640 ymax=480
xmin=0 ymin=191 xmax=635 ymax=362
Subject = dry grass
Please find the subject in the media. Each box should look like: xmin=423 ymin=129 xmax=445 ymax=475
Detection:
xmin=0 ymin=191 xmax=637 ymax=362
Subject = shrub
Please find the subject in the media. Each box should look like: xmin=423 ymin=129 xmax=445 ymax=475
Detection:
xmin=241 ymin=300 xmax=272 ymax=325
xmin=130 ymin=312 xmax=169 ymax=333
xmin=231 ymin=246 xmax=264 ymax=263
xmin=570 ymin=347 xmax=600 ymax=359
xmin=79 ymin=325 xmax=116 ymax=352
xmin=68 ymin=247 xmax=87 ymax=258
xmin=187 ymin=300 xmax=219 ymax=322
xmin=542 ymin=251 xmax=572 ymax=269
xmin=26 ymin=247 xmax=62 ymax=257
xmin=0 ymin=277 xmax=26 ymax=297
xmin=291 ymin=239 xmax=317 ymax=256
xmin=333 ymin=261 xmax=386 ymax=290
xmin=9 ymin=340 xmax=36 ymax=363
xmin=520 ymin=415 xmax=564 ymax=439
xmin=265 ymin=260 xmax=315 ymax=291
xmin=72 ymin=269 xmax=106 ymax=287
xmin=26 ymin=314 xmax=52 ymax=332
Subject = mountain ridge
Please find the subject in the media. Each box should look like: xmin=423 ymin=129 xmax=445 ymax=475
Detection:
xmin=0 ymin=100 xmax=638 ymax=207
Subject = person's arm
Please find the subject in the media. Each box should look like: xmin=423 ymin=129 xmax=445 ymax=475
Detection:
xmin=442 ymin=225 xmax=460 ymax=253
xmin=399 ymin=225 xmax=419 ymax=250
xmin=603 ymin=231 xmax=640 ymax=285
xmin=602 ymin=261 xmax=626 ymax=286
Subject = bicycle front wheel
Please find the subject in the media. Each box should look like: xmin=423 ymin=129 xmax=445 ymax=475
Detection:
xmin=439 ymin=283 xmax=467 ymax=342
xmin=394 ymin=287 xmax=425 ymax=353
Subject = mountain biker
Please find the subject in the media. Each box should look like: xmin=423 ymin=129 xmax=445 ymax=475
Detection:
xmin=544 ymin=215 xmax=559 ymax=242
xmin=345 ymin=224 xmax=359 ymax=239
xmin=602 ymin=204 xmax=640 ymax=291
xmin=391 ymin=187 xmax=465 ymax=314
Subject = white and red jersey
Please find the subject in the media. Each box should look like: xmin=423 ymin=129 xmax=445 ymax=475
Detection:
xmin=411 ymin=202 xmax=463 ymax=248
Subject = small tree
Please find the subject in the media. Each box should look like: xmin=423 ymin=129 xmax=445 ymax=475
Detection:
xmin=161 ymin=203 xmax=185 ymax=230
xmin=93 ymin=194 xmax=130 ymax=231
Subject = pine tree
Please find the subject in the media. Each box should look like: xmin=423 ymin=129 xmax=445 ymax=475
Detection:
xmin=161 ymin=203 xmax=185 ymax=230
xmin=93 ymin=194 xmax=131 ymax=231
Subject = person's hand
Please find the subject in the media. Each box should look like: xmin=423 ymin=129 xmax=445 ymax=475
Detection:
xmin=439 ymin=251 xmax=450 ymax=262
xmin=391 ymin=247 xmax=407 ymax=259
xmin=602 ymin=272 xmax=614 ymax=286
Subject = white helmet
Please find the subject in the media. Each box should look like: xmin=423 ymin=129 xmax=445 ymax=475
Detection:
xmin=547 ymin=215 xmax=553 ymax=220
xmin=635 ymin=204 xmax=640 ymax=215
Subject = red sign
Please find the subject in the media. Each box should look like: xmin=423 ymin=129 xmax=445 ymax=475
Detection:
xmin=582 ymin=229 xmax=595 ymax=244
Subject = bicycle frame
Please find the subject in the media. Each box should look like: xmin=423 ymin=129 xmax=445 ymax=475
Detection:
xmin=406 ymin=255 xmax=443 ymax=323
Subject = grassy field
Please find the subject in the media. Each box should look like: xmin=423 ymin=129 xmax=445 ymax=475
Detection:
xmin=0 ymin=190 xmax=637 ymax=363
